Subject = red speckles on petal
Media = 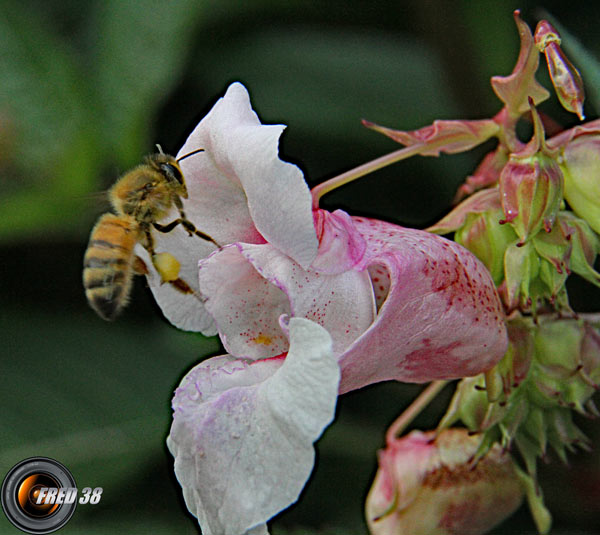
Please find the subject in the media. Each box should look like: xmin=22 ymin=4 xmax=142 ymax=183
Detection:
xmin=336 ymin=216 xmax=507 ymax=390
xmin=367 ymin=263 xmax=391 ymax=311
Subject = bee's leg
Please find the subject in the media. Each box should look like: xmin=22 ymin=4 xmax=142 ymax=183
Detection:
xmin=170 ymin=278 xmax=207 ymax=302
xmin=132 ymin=256 xmax=148 ymax=275
xmin=153 ymin=219 xmax=220 ymax=247
xmin=141 ymin=227 xmax=206 ymax=303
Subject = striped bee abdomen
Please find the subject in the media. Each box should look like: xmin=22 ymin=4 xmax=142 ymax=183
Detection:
xmin=83 ymin=214 xmax=139 ymax=321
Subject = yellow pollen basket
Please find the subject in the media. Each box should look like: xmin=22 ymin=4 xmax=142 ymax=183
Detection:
xmin=153 ymin=252 xmax=182 ymax=282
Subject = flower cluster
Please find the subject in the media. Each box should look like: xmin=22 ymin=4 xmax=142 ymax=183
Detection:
xmin=362 ymin=11 xmax=600 ymax=535
xmin=126 ymin=9 xmax=600 ymax=535
xmin=139 ymin=82 xmax=507 ymax=535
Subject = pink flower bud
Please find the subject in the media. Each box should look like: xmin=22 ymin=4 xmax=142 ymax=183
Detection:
xmin=454 ymin=147 xmax=509 ymax=202
xmin=535 ymin=20 xmax=585 ymax=120
xmin=366 ymin=429 xmax=523 ymax=535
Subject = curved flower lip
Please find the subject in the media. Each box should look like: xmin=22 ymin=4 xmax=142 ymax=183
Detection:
xmin=167 ymin=317 xmax=340 ymax=535
xmin=198 ymin=210 xmax=508 ymax=394
xmin=139 ymin=82 xmax=318 ymax=332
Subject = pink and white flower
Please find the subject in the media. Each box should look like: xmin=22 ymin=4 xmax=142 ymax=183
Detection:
xmin=146 ymin=83 xmax=508 ymax=534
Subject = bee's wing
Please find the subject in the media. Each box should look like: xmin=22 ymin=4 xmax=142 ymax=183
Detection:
xmin=80 ymin=191 xmax=112 ymax=221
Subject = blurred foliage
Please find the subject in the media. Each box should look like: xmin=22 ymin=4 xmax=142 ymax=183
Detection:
xmin=1 ymin=0 xmax=600 ymax=533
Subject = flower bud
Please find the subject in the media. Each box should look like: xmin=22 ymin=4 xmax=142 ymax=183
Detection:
xmin=455 ymin=203 xmax=517 ymax=286
xmin=560 ymin=133 xmax=600 ymax=233
xmin=503 ymin=240 xmax=540 ymax=310
xmin=557 ymin=212 xmax=600 ymax=288
xmin=454 ymin=147 xmax=508 ymax=202
xmin=532 ymin=316 xmax=600 ymax=413
xmin=535 ymin=20 xmax=585 ymax=120
xmin=499 ymin=102 xmax=564 ymax=244
xmin=499 ymin=153 xmax=564 ymax=244
xmin=366 ymin=429 xmax=523 ymax=535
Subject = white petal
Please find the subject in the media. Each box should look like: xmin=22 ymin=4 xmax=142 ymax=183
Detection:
xmin=198 ymin=243 xmax=376 ymax=359
xmin=239 ymin=243 xmax=376 ymax=356
xmin=135 ymin=241 xmax=217 ymax=334
xmin=168 ymin=318 xmax=340 ymax=535
xmin=198 ymin=244 xmax=291 ymax=358
xmin=145 ymin=83 xmax=318 ymax=331
xmin=178 ymin=82 xmax=318 ymax=268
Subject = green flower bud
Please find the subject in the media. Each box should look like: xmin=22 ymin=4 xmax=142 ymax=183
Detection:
xmin=560 ymin=133 xmax=600 ymax=233
xmin=504 ymin=240 xmax=540 ymax=310
xmin=499 ymin=102 xmax=564 ymax=244
xmin=561 ymin=213 xmax=600 ymax=287
xmin=365 ymin=429 xmax=523 ymax=535
xmin=436 ymin=316 xmax=600 ymax=535
xmin=455 ymin=205 xmax=518 ymax=286
xmin=532 ymin=317 xmax=600 ymax=411
xmin=499 ymin=153 xmax=564 ymax=244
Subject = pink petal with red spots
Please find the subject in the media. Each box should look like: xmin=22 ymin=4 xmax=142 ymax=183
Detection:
xmin=338 ymin=217 xmax=508 ymax=392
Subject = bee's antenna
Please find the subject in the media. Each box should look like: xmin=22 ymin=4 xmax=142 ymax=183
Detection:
xmin=176 ymin=148 xmax=205 ymax=163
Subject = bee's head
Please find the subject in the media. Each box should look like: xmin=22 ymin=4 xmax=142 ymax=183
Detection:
xmin=147 ymin=152 xmax=188 ymax=198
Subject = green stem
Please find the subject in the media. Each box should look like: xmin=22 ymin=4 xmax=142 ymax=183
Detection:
xmin=311 ymin=144 xmax=425 ymax=208
xmin=385 ymin=380 xmax=448 ymax=444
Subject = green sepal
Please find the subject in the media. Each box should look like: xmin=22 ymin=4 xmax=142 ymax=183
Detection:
xmin=515 ymin=466 xmax=552 ymax=534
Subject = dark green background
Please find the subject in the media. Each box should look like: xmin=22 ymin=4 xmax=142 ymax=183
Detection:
xmin=1 ymin=1 xmax=599 ymax=533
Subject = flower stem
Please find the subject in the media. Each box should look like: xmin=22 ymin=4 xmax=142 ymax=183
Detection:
xmin=311 ymin=144 xmax=425 ymax=208
xmin=386 ymin=380 xmax=448 ymax=444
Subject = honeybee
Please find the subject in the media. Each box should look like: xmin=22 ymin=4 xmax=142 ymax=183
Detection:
xmin=83 ymin=147 xmax=218 ymax=321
